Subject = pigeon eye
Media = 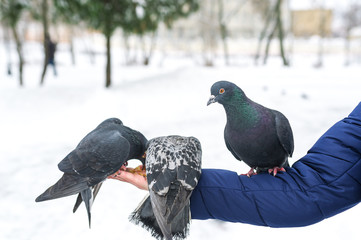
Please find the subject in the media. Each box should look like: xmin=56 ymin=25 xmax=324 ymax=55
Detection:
xmin=219 ymin=88 xmax=225 ymax=94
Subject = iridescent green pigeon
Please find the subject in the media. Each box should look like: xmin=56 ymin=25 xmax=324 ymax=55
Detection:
xmin=207 ymin=81 xmax=294 ymax=177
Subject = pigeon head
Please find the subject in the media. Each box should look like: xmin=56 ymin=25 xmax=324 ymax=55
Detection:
xmin=133 ymin=131 xmax=148 ymax=166
xmin=97 ymin=118 xmax=123 ymax=128
xmin=119 ymin=124 xmax=148 ymax=166
xmin=207 ymin=81 xmax=246 ymax=106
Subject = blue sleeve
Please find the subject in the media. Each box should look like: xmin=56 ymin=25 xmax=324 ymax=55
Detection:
xmin=190 ymin=102 xmax=361 ymax=227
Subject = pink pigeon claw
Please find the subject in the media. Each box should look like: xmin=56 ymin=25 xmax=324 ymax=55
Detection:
xmin=268 ymin=167 xmax=286 ymax=176
xmin=241 ymin=168 xmax=258 ymax=177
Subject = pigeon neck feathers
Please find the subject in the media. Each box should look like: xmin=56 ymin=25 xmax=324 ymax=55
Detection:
xmin=128 ymin=131 xmax=147 ymax=160
xmin=222 ymin=91 xmax=260 ymax=130
xmin=119 ymin=126 xmax=147 ymax=160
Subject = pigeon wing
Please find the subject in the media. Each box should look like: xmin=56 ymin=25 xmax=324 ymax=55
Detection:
xmin=147 ymin=136 xmax=202 ymax=230
xmin=146 ymin=138 xmax=174 ymax=239
xmin=273 ymin=110 xmax=294 ymax=157
xmin=168 ymin=137 xmax=202 ymax=222
xmin=58 ymin=129 xmax=130 ymax=186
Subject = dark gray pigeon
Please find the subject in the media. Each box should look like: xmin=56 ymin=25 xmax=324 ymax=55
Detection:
xmin=130 ymin=135 xmax=202 ymax=240
xmin=35 ymin=118 xmax=147 ymax=227
xmin=207 ymin=81 xmax=294 ymax=177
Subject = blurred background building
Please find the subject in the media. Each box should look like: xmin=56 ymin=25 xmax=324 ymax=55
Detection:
xmin=291 ymin=9 xmax=333 ymax=37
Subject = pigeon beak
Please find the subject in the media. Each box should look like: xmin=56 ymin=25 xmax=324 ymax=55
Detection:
xmin=141 ymin=152 xmax=146 ymax=166
xmin=207 ymin=95 xmax=216 ymax=106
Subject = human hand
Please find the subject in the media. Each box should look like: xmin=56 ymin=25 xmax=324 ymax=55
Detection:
xmin=108 ymin=165 xmax=148 ymax=190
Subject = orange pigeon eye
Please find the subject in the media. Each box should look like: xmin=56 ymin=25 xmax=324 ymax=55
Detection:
xmin=219 ymin=88 xmax=225 ymax=94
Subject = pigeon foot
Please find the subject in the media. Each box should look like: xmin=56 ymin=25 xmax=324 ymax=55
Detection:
xmin=268 ymin=167 xmax=286 ymax=176
xmin=241 ymin=168 xmax=257 ymax=177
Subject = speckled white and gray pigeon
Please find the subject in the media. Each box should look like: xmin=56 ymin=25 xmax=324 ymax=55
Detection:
xmin=130 ymin=135 xmax=202 ymax=240
xmin=35 ymin=118 xmax=147 ymax=227
xmin=207 ymin=81 xmax=294 ymax=177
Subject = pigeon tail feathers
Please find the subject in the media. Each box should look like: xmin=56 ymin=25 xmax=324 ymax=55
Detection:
xmin=35 ymin=174 xmax=88 ymax=202
xmin=73 ymin=182 xmax=103 ymax=213
xmin=129 ymin=194 xmax=190 ymax=240
xmin=80 ymin=188 xmax=93 ymax=228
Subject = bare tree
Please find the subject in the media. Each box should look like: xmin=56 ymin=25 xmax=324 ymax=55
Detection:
xmin=217 ymin=0 xmax=228 ymax=65
xmin=254 ymin=0 xmax=273 ymax=64
xmin=199 ymin=0 xmax=218 ymax=66
xmin=254 ymin=0 xmax=289 ymax=66
xmin=342 ymin=1 xmax=361 ymax=66
xmin=122 ymin=31 xmax=134 ymax=65
xmin=11 ymin=22 xmax=25 ymax=84
xmin=313 ymin=0 xmax=326 ymax=68
xmin=3 ymin=25 xmax=13 ymax=75
xmin=68 ymin=26 xmax=76 ymax=65
xmin=216 ymin=0 xmax=248 ymax=65
xmin=139 ymin=31 xmax=158 ymax=66
xmin=0 ymin=0 xmax=27 ymax=86
xmin=276 ymin=0 xmax=288 ymax=66
xmin=40 ymin=0 xmax=50 ymax=85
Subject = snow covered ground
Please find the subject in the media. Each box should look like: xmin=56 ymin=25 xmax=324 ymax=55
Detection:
xmin=1 ymin=40 xmax=361 ymax=240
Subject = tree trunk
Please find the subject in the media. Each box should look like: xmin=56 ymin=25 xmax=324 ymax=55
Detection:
xmin=220 ymin=23 xmax=229 ymax=65
xmin=217 ymin=0 xmax=229 ymax=65
xmin=255 ymin=9 xmax=273 ymax=65
xmin=3 ymin=26 xmax=12 ymax=75
xmin=262 ymin=0 xmax=288 ymax=66
xmin=140 ymin=36 xmax=147 ymax=65
xmin=140 ymin=31 xmax=157 ymax=66
xmin=11 ymin=25 xmax=24 ymax=86
xmin=263 ymin=21 xmax=277 ymax=65
xmin=201 ymin=1 xmax=217 ymax=67
xmin=69 ymin=27 xmax=75 ymax=65
xmin=276 ymin=0 xmax=289 ymax=66
xmin=40 ymin=0 xmax=50 ymax=85
xmin=344 ymin=30 xmax=351 ymax=66
xmin=87 ymin=33 xmax=96 ymax=65
xmin=105 ymin=34 xmax=112 ymax=88
xmin=70 ymin=38 xmax=75 ymax=65
xmin=315 ymin=6 xmax=326 ymax=68
xmin=123 ymin=32 xmax=132 ymax=65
